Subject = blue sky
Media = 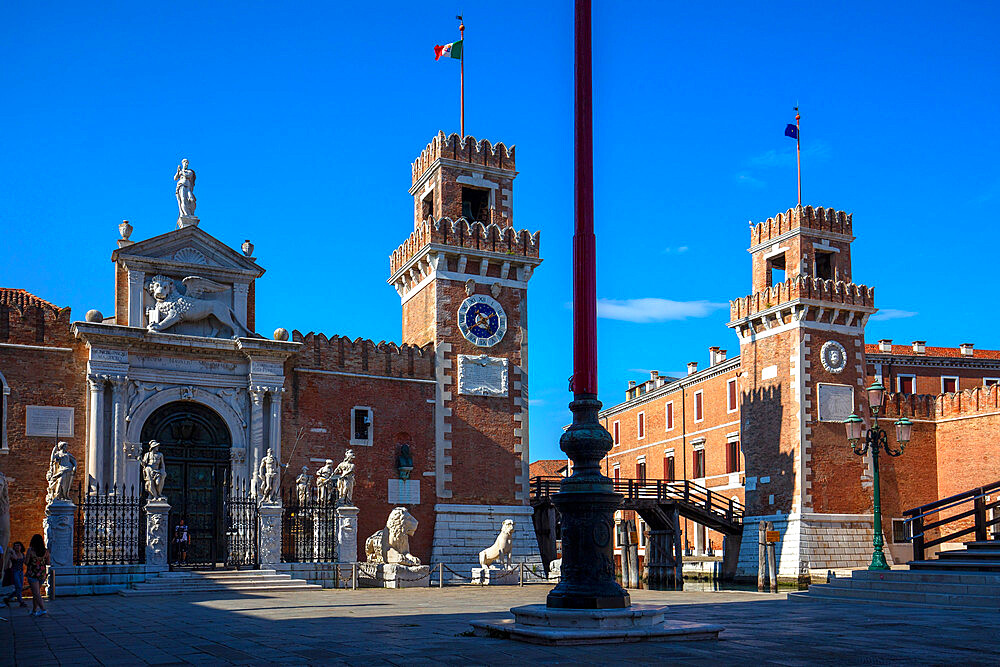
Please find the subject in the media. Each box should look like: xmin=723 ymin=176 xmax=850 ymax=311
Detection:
xmin=2 ymin=2 xmax=998 ymax=463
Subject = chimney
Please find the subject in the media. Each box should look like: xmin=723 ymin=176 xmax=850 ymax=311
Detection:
xmin=912 ymin=340 xmax=926 ymax=355
xmin=960 ymin=343 xmax=974 ymax=357
xmin=719 ymin=349 xmax=727 ymax=362
xmin=628 ymin=380 xmax=636 ymax=389
xmin=878 ymin=339 xmax=892 ymax=353
xmin=650 ymin=370 xmax=659 ymax=381
xmin=709 ymin=346 xmax=720 ymax=366
xmin=687 ymin=362 xmax=698 ymax=376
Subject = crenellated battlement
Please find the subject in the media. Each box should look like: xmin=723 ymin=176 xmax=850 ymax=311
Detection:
xmin=412 ymin=131 xmax=515 ymax=185
xmin=291 ymin=331 xmax=435 ymax=380
xmin=0 ymin=287 xmax=75 ymax=346
xmin=880 ymin=385 xmax=1000 ymax=420
xmin=750 ymin=205 xmax=852 ymax=247
xmin=729 ymin=275 xmax=874 ymax=321
xmin=390 ymin=216 xmax=540 ymax=276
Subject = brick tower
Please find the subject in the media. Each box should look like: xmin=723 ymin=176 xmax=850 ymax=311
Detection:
xmin=388 ymin=132 xmax=543 ymax=575
xmin=727 ymin=205 xmax=881 ymax=577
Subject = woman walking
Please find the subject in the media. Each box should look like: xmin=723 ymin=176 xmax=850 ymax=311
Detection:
xmin=4 ymin=541 xmax=27 ymax=607
xmin=24 ymin=534 xmax=48 ymax=616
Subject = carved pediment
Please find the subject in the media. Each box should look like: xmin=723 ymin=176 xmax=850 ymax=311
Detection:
xmin=112 ymin=226 xmax=264 ymax=278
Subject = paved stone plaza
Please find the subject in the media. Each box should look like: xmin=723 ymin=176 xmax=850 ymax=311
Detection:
xmin=2 ymin=584 xmax=998 ymax=665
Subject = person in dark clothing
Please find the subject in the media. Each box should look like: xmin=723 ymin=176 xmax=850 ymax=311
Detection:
xmin=3 ymin=541 xmax=26 ymax=607
xmin=173 ymin=518 xmax=190 ymax=565
xmin=24 ymin=534 xmax=48 ymax=616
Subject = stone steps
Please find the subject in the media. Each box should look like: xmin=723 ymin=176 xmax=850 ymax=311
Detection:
xmin=119 ymin=568 xmax=321 ymax=596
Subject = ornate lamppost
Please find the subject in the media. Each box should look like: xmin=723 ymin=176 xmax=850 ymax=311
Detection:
xmin=545 ymin=0 xmax=630 ymax=610
xmin=844 ymin=380 xmax=914 ymax=570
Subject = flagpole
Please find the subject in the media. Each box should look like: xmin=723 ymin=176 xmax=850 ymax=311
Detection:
xmin=795 ymin=107 xmax=801 ymax=206
xmin=459 ymin=18 xmax=465 ymax=137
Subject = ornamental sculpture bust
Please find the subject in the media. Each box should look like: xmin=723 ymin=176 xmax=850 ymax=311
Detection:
xmin=141 ymin=441 xmax=167 ymax=500
xmin=145 ymin=274 xmax=254 ymax=339
xmin=45 ymin=441 xmax=76 ymax=504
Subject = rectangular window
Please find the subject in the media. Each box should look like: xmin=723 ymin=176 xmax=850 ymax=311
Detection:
xmin=941 ymin=376 xmax=958 ymax=393
xmin=727 ymin=378 xmax=738 ymax=412
xmin=636 ymin=461 xmax=646 ymax=483
xmin=891 ymin=518 xmax=911 ymax=544
xmin=613 ymin=420 xmax=620 ymax=445
xmin=694 ymin=390 xmax=704 ymax=422
xmin=897 ymin=375 xmax=915 ymax=394
xmin=815 ymin=251 xmax=834 ymax=280
xmin=665 ymin=401 xmax=674 ymax=431
xmin=350 ymin=406 xmax=373 ymax=446
xmin=986 ymin=378 xmax=1000 ymax=388
xmin=767 ymin=252 xmax=786 ymax=287
xmin=726 ymin=440 xmax=740 ymax=473
xmin=637 ymin=411 xmax=645 ymax=439
xmin=664 ymin=455 xmax=675 ymax=482
xmin=461 ymin=186 xmax=490 ymax=222
xmin=638 ymin=518 xmax=646 ymax=547
xmin=613 ymin=465 xmax=620 ymax=484
xmin=693 ymin=450 xmax=706 ymax=479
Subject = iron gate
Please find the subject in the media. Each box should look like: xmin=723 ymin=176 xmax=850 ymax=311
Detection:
xmin=74 ymin=483 xmax=144 ymax=565
xmin=224 ymin=478 xmax=259 ymax=569
xmin=281 ymin=487 xmax=338 ymax=562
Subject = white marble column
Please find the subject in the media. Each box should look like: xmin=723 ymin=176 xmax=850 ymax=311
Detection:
xmin=127 ymin=269 xmax=146 ymax=327
xmin=268 ymin=389 xmax=283 ymax=462
xmin=87 ymin=376 xmax=107 ymax=493
xmin=249 ymin=386 xmax=267 ymax=493
xmin=109 ymin=375 xmax=128 ymax=491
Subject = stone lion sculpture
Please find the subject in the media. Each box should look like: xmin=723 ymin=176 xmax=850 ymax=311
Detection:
xmin=145 ymin=274 xmax=254 ymax=339
xmin=479 ymin=519 xmax=515 ymax=569
xmin=365 ymin=507 xmax=421 ymax=566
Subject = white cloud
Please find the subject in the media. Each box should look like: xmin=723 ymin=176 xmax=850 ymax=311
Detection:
xmin=663 ymin=245 xmax=690 ymax=254
xmin=735 ymin=172 xmax=765 ymax=188
xmin=528 ymin=398 xmax=547 ymax=406
xmin=871 ymin=308 xmax=918 ymax=322
xmin=597 ymin=298 xmax=727 ymax=323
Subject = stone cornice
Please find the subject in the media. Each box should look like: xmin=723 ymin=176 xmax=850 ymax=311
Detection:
xmin=746 ymin=227 xmax=855 ymax=253
xmin=72 ymin=322 xmax=300 ymax=360
xmin=867 ymin=353 xmax=1000 ymax=370
xmin=408 ymin=157 xmax=517 ymax=196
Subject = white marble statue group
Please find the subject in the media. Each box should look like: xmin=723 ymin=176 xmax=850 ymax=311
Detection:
xmin=296 ymin=450 xmax=356 ymax=506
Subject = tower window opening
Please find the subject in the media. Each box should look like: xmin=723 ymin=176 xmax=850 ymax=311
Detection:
xmin=815 ymin=251 xmax=834 ymax=281
xmin=421 ymin=193 xmax=434 ymax=221
xmin=461 ymin=187 xmax=490 ymax=223
xmin=767 ymin=253 xmax=786 ymax=287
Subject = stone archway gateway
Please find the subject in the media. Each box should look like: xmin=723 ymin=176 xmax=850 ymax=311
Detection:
xmin=141 ymin=401 xmax=231 ymax=566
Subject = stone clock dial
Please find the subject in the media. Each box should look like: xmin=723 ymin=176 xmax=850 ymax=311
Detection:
xmin=457 ymin=295 xmax=507 ymax=347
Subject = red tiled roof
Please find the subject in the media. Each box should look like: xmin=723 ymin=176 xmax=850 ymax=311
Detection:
xmin=0 ymin=288 xmax=63 ymax=313
xmin=529 ymin=459 xmax=568 ymax=478
xmin=865 ymin=343 xmax=1000 ymax=360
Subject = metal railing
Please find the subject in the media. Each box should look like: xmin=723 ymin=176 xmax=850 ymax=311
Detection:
xmin=74 ymin=484 xmax=144 ymax=566
xmin=281 ymin=488 xmax=338 ymax=563
xmin=530 ymin=475 xmax=744 ymax=526
xmin=224 ymin=478 xmax=259 ymax=569
xmin=903 ymin=479 xmax=1000 ymax=561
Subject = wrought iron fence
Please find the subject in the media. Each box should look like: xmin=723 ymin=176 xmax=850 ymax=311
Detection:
xmin=224 ymin=478 xmax=259 ymax=569
xmin=74 ymin=484 xmax=144 ymax=565
xmin=281 ymin=487 xmax=338 ymax=562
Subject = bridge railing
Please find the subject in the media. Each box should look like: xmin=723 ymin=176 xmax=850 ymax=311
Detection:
xmin=903 ymin=479 xmax=1000 ymax=561
xmin=529 ymin=475 xmax=744 ymax=525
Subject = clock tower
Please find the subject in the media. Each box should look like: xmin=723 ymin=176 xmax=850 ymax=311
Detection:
xmin=388 ymin=131 xmax=543 ymax=574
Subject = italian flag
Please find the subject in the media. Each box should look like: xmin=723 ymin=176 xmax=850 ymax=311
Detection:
xmin=434 ymin=39 xmax=463 ymax=61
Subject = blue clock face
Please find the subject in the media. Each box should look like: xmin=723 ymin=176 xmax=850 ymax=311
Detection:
xmin=457 ymin=295 xmax=507 ymax=347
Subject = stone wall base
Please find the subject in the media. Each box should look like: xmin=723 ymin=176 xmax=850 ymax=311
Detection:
xmin=50 ymin=564 xmax=165 ymax=596
xmin=429 ymin=504 xmax=542 ymax=582
xmin=273 ymin=562 xmax=356 ymax=588
xmin=735 ymin=512 xmax=891 ymax=579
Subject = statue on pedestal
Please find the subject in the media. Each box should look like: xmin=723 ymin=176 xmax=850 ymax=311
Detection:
xmin=141 ymin=441 xmax=167 ymax=500
xmin=315 ymin=459 xmax=336 ymax=505
xmin=295 ymin=466 xmax=311 ymax=505
xmin=258 ymin=447 xmax=280 ymax=504
xmin=334 ymin=449 xmax=356 ymax=506
xmin=365 ymin=507 xmax=420 ymax=566
xmin=45 ymin=441 xmax=76 ymax=503
xmin=479 ymin=519 xmax=516 ymax=570
xmin=174 ymin=159 xmax=197 ymax=218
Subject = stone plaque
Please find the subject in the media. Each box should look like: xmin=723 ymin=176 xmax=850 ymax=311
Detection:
xmin=91 ymin=348 xmax=128 ymax=364
xmin=26 ymin=406 xmax=74 ymax=437
xmin=387 ymin=479 xmax=420 ymax=505
xmin=250 ymin=360 xmax=284 ymax=376
xmin=457 ymin=354 xmax=508 ymax=397
xmin=817 ymin=383 xmax=854 ymax=422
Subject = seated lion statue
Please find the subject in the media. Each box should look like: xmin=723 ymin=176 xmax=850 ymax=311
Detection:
xmin=479 ymin=519 xmax=515 ymax=569
xmin=365 ymin=507 xmax=421 ymax=566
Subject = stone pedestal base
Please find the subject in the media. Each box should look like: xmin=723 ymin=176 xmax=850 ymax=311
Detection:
xmin=473 ymin=566 xmax=519 ymax=585
xmin=177 ymin=215 xmax=200 ymax=229
xmin=43 ymin=500 xmax=76 ymax=568
xmin=259 ymin=502 xmax=283 ymax=566
xmin=336 ymin=505 xmax=359 ymax=563
xmin=144 ymin=500 xmax=170 ymax=571
xmin=376 ymin=563 xmax=430 ymax=588
xmin=471 ymin=604 xmax=723 ymax=645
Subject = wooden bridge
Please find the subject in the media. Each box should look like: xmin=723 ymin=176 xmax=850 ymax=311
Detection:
xmin=530 ymin=476 xmax=745 ymax=587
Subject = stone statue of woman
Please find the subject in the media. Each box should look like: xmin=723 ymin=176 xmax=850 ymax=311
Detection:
xmin=174 ymin=158 xmax=197 ymax=218
xmin=45 ymin=441 xmax=77 ymax=504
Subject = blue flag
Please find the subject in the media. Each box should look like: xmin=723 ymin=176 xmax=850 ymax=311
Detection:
xmin=785 ymin=123 xmax=798 ymax=140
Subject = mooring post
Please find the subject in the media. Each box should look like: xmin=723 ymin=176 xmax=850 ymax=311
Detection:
xmin=757 ymin=520 xmax=766 ymax=591
xmin=767 ymin=521 xmax=777 ymax=590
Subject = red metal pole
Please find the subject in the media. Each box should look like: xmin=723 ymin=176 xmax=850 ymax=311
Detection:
xmin=573 ymin=0 xmax=597 ymax=397
xmin=796 ymin=109 xmax=801 ymax=207
xmin=460 ymin=21 xmax=465 ymax=137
